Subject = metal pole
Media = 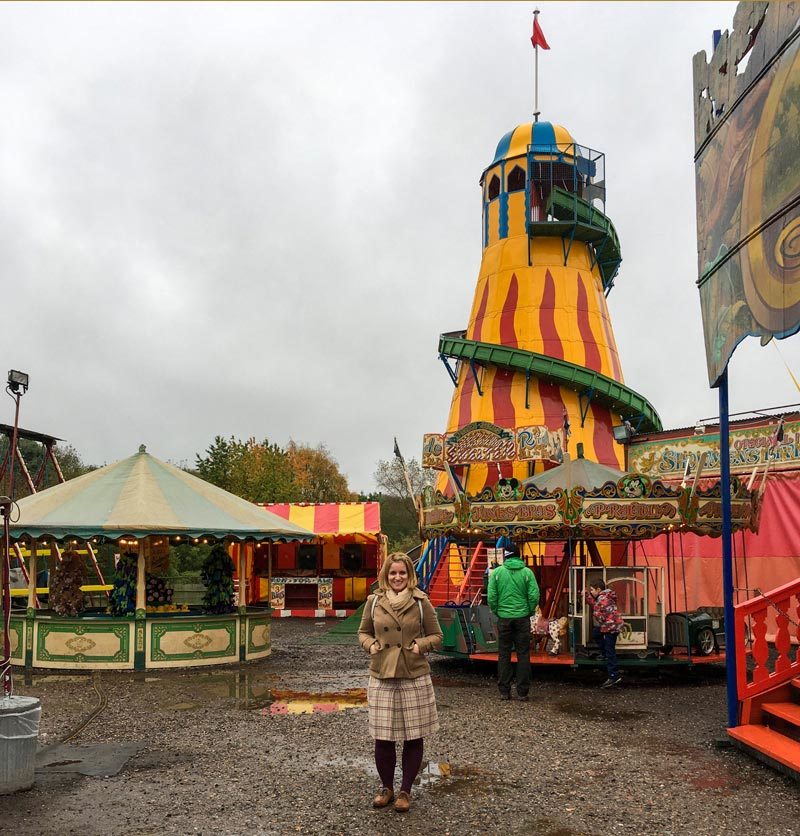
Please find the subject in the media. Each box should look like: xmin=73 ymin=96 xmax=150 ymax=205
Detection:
xmin=533 ymin=9 xmax=540 ymax=120
xmin=718 ymin=367 xmax=738 ymax=728
xmin=1 ymin=390 xmax=21 ymax=697
xmin=2 ymin=499 xmax=12 ymax=697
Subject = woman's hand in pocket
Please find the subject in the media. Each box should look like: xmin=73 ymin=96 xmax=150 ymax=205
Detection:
xmin=370 ymin=641 xmax=381 ymax=655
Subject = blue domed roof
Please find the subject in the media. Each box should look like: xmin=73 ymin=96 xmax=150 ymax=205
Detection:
xmin=490 ymin=121 xmax=575 ymax=166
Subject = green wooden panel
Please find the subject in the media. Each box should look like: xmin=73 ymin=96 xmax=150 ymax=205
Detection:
xmin=150 ymin=618 xmax=237 ymax=662
xmin=247 ymin=614 xmax=271 ymax=655
xmin=36 ymin=621 xmax=131 ymax=664
xmin=9 ymin=616 xmax=24 ymax=663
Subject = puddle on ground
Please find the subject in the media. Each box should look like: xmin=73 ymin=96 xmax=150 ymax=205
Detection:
xmin=32 ymin=675 xmax=91 ymax=685
xmin=264 ymin=688 xmax=367 ymax=715
xmin=520 ymin=817 xmax=583 ymax=836
xmin=554 ymin=700 xmax=648 ymax=723
xmin=165 ymin=702 xmax=200 ymax=711
xmin=430 ymin=675 xmax=468 ymax=688
xmin=311 ymin=756 xmax=485 ymax=796
xmin=37 ymin=742 xmax=142 ymax=777
xmin=415 ymin=761 xmax=452 ymax=787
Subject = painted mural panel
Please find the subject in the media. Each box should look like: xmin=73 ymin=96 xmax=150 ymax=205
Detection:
xmin=693 ymin=3 xmax=800 ymax=385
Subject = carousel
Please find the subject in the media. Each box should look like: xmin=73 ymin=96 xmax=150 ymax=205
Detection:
xmin=6 ymin=445 xmax=313 ymax=671
xmin=417 ymin=441 xmax=761 ymax=666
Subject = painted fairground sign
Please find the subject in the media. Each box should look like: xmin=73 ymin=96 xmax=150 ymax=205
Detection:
xmin=422 ymin=422 xmax=564 ymax=469
xmin=693 ymin=3 xmax=800 ymax=386
xmin=630 ymin=420 xmax=800 ymax=479
xmin=420 ymin=475 xmax=757 ymax=539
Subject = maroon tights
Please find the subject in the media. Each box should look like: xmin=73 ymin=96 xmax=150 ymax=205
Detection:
xmin=374 ymin=738 xmax=424 ymax=793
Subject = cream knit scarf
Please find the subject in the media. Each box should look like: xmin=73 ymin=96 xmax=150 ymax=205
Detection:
xmin=386 ymin=587 xmax=413 ymax=611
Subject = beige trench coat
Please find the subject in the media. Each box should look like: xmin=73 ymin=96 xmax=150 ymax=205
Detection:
xmin=358 ymin=588 xmax=443 ymax=679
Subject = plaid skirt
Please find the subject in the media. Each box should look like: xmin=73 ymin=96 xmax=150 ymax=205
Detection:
xmin=368 ymin=674 xmax=439 ymax=742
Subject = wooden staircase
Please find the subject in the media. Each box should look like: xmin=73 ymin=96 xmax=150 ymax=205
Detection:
xmin=729 ymin=677 xmax=800 ymax=779
xmin=729 ymin=578 xmax=800 ymax=780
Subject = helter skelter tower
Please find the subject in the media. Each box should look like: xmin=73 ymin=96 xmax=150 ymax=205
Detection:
xmin=425 ymin=120 xmax=662 ymax=496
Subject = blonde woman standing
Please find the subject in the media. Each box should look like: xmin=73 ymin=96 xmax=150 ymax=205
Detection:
xmin=358 ymin=552 xmax=443 ymax=813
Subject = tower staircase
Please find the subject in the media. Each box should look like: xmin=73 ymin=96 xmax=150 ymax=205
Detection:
xmin=457 ymin=542 xmax=489 ymax=606
xmin=427 ymin=542 xmax=467 ymax=606
xmin=728 ymin=578 xmax=800 ymax=780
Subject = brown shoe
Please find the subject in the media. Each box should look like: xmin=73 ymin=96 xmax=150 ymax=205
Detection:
xmin=394 ymin=790 xmax=411 ymax=813
xmin=372 ymin=787 xmax=394 ymax=808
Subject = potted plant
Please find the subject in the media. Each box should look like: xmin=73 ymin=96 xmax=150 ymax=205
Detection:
xmin=200 ymin=544 xmax=235 ymax=614
xmin=49 ymin=549 xmax=87 ymax=616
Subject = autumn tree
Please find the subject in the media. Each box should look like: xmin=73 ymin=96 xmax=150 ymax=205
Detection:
xmin=195 ymin=436 xmax=296 ymax=502
xmin=286 ymin=441 xmax=353 ymax=502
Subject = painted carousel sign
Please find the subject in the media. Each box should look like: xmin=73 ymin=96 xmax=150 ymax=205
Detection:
xmin=629 ymin=420 xmax=800 ymax=479
xmin=422 ymin=422 xmax=564 ymax=470
xmin=420 ymin=474 xmax=757 ymax=540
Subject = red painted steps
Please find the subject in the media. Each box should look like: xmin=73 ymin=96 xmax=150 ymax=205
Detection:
xmin=729 ymin=677 xmax=800 ymax=780
xmin=762 ymin=701 xmax=800 ymax=741
xmin=427 ymin=543 xmax=465 ymax=607
xmin=728 ymin=726 xmax=800 ymax=779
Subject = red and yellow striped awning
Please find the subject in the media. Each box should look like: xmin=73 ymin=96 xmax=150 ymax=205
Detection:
xmin=261 ymin=502 xmax=381 ymax=541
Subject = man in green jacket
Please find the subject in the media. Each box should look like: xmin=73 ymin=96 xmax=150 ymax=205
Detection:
xmin=488 ymin=546 xmax=540 ymax=701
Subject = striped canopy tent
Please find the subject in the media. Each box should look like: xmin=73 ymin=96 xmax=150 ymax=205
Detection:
xmin=522 ymin=448 xmax=626 ymax=492
xmin=8 ymin=445 xmax=314 ymax=543
xmin=261 ymin=502 xmax=381 ymax=543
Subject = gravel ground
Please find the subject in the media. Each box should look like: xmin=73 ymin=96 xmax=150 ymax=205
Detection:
xmin=4 ymin=619 xmax=799 ymax=835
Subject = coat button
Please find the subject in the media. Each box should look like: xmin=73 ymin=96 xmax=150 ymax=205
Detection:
xmin=397 ymin=643 xmax=402 ymax=647
xmin=384 ymin=626 xmax=389 ymax=631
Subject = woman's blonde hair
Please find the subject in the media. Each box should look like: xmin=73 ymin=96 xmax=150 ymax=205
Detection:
xmin=377 ymin=552 xmax=418 ymax=591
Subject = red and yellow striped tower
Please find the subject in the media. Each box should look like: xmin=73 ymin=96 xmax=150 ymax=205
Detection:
xmin=433 ymin=121 xmax=661 ymax=496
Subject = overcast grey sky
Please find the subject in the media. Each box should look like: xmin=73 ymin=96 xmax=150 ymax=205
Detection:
xmin=3 ymin=1 xmax=795 ymax=492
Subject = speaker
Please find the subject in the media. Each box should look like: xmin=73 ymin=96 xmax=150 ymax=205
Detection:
xmin=297 ymin=545 xmax=319 ymax=571
xmin=341 ymin=545 xmax=363 ymax=571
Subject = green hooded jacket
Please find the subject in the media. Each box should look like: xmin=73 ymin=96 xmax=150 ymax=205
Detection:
xmin=487 ymin=556 xmax=540 ymax=619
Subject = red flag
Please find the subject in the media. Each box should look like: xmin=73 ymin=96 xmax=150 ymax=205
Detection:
xmin=531 ymin=16 xmax=550 ymax=50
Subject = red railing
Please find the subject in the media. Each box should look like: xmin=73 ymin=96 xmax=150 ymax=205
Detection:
xmin=734 ymin=577 xmax=800 ymax=701
xmin=457 ymin=542 xmax=487 ymax=604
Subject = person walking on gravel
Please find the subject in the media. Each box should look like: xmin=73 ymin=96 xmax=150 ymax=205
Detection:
xmin=587 ymin=580 xmax=624 ymax=688
xmin=358 ymin=552 xmax=443 ymax=813
xmin=488 ymin=545 xmax=540 ymax=701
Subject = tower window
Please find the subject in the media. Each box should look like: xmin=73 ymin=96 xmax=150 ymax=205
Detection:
xmin=487 ymin=174 xmax=500 ymax=201
xmin=507 ymin=166 xmax=525 ymax=192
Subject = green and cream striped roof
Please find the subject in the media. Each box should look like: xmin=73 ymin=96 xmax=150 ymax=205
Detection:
xmin=10 ymin=446 xmax=314 ymax=543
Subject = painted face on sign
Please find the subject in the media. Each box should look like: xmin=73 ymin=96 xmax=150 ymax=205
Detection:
xmin=388 ymin=562 xmax=409 ymax=592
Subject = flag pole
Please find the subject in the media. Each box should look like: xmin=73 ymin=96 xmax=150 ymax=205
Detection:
xmin=533 ymin=9 xmax=540 ymax=121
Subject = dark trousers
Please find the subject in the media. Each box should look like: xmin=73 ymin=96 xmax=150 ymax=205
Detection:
xmin=593 ymin=627 xmax=620 ymax=681
xmin=497 ymin=616 xmax=531 ymax=697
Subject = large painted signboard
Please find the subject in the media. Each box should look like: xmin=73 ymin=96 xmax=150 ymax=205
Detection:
xmin=422 ymin=421 xmax=564 ymax=470
xmin=693 ymin=2 xmax=800 ymax=386
xmin=630 ymin=419 xmax=800 ymax=479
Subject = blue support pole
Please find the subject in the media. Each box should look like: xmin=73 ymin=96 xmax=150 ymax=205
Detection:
xmin=718 ymin=367 xmax=738 ymax=728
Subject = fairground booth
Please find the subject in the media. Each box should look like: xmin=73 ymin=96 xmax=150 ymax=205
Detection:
xmin=6 ymin=446 xmax=313 ymax=671
xmin=230 ymin=502 xmax=385 ymax=616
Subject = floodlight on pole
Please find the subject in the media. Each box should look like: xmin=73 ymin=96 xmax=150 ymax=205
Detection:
xmin=7 ymin=370 xmax=29 ymax=394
